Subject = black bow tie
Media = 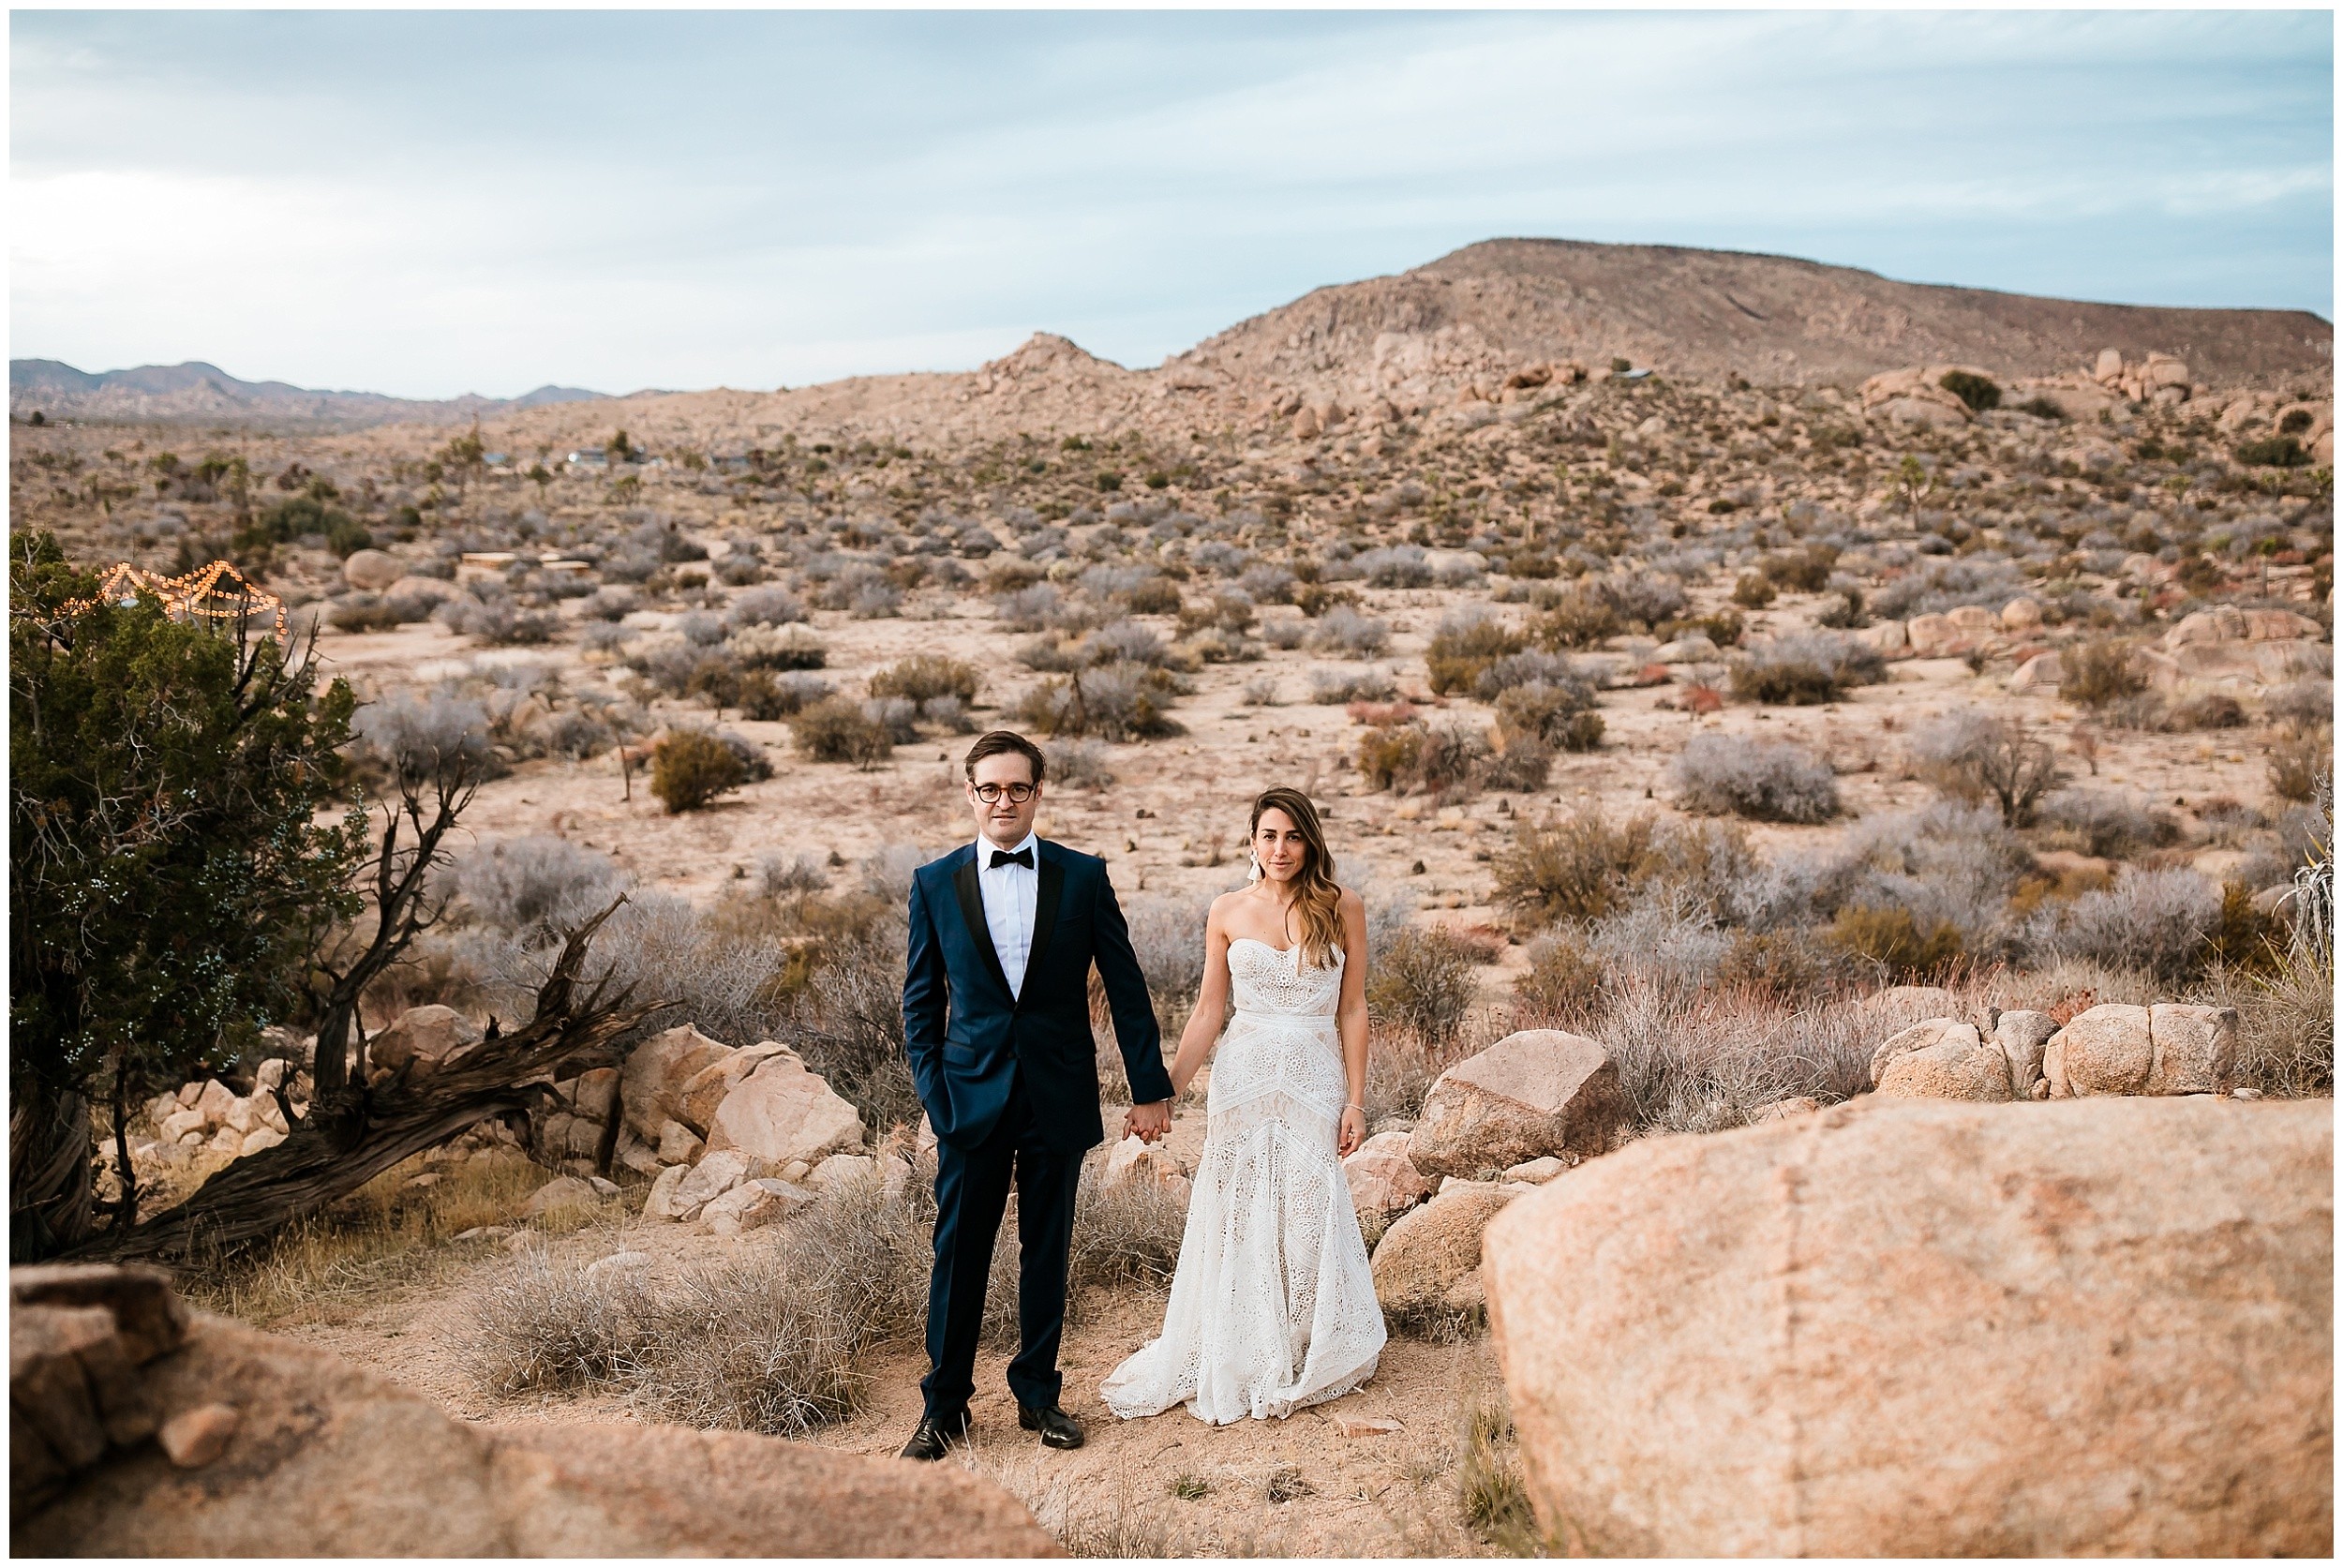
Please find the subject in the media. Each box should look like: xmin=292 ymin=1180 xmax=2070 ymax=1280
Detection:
xmin=989 ymin=847 xmax=1035 ymax=870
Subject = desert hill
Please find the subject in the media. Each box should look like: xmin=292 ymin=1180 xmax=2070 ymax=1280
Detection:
xmin=476 ymin=237 xmax=2331 ymax=456
xmin=7 ymin=358 xmax=606 ymax=429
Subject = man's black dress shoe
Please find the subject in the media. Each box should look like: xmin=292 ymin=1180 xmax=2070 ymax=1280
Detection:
xmin=900 ymin=1409 xmax=971 ymax=1461
xmin=1018 ymin=1402 xmax=1084 ymax=1450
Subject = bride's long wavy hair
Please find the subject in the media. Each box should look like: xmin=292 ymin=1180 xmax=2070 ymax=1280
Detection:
xmin=1250 ymin=787 xmax=1344 ymax=971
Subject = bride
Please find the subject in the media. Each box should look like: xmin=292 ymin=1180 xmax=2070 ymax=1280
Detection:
xmin=1100 ymin=786 xmax=1386 ymax=1424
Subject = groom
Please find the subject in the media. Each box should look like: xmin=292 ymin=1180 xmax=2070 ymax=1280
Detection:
xmin=897 ymin=730 xmax=1173 ymax=1460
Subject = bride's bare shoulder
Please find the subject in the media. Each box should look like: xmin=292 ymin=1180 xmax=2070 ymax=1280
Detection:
xmin=1334 ymin=885 xmax=1366 ymax=918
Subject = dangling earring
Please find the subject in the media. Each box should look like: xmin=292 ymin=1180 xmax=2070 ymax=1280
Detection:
xmin=1247 ymin=852 xmax=1263 ymax=884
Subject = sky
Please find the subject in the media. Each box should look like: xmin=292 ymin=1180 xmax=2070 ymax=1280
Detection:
xmin=10 ymin=8 xmax=2334 ymax=401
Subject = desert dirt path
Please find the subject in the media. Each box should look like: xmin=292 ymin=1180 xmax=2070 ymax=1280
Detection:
xmin=276 ymin=1203 xmax=1507 ymax=1558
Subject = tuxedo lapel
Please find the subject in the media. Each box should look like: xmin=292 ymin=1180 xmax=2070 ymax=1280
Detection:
xmin=1022 ymin=844 xmax=1066 ymax=1004
xmin=950 ymin=852 xmax=1015 ymax=1005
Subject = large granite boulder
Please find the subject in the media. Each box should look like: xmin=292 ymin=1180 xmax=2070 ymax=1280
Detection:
xmin=1483 ymin=1098 xmax=2331 ymax=1556
xmin=12 ymin=1266 xmax=1059 ymax=1555
xmin=703 ymin=1049 xmax=866 ymax=1169
xmin=2044 ymin=1003 xmax=2237 ymax=1098
xmin=1370 ymin=1181 xmax=1518 ymax=1322
xmin=1871 ymin=1019 xmax=2013 ymax=1101
xmin=1407 ymin=1030 xmax=1627 ymax=1180
xmin=1344 ymin=1130 xmax=1431 ymax=1220
xmin=365 ymin=1006 xmax=483 ymax=1085
xmin=619 ymin=1024 xmax=735 ymax=1142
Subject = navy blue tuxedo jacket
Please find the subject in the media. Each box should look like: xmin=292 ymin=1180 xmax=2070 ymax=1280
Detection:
xmin=903 ymin=840 xmax=1172 ymax=1153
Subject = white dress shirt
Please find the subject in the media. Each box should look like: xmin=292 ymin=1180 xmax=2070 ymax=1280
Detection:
xmin=974 ymin=832 xmax=1039 ymax=998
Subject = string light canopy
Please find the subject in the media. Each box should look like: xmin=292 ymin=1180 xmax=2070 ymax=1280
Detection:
xmin=56 ymin=560 xmax=288 ymax=639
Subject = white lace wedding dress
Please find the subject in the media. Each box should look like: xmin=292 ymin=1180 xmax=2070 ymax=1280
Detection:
xmin=1100 ymin=937 xmax=1386 ymax=1424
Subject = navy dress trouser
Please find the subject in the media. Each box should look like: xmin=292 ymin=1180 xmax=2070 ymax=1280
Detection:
xmin=921 ymin=1071 xmax=1084 ymax=1419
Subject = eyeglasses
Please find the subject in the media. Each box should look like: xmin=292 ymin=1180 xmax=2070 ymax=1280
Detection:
xmin=972 ymin=782 xmax=1037 ymax=804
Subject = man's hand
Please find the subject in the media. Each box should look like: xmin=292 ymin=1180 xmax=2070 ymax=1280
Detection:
xmin=1123 ymin=1099 xmax=1172 ymax=1144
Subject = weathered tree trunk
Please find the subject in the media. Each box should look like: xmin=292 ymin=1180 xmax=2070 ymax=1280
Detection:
xmin=10 ymin=1079 xmax=94 ymax=1262
xmin=67 ymin=904 xmax=656 ymax=1265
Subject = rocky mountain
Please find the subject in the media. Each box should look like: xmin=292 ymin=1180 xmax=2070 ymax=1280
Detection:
xmin=8 ymin=359 xmax=606 ymax=429
xmin=480 ymin=238 xmax=2330 ymax=456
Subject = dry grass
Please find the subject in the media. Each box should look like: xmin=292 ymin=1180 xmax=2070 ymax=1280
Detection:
xmin=183 ymin=1151 xmax=565 ymax=1327
xmin=1457 ymin=1392 xmax=1544 ymax=1556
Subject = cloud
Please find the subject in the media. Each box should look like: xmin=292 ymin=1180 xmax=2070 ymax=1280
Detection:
xmin=10 ymin=9 xmax=2330 ymax=398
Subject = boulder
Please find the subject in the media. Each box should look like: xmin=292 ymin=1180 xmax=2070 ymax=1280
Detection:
xmin=565 ymin=1068 xmax=619 ymax=1125
xmin=340 ymin=549 xmax=403 ymax=592
xmin=1998 ymin=596 xmax=2043 ymax=632
xmin=238 ymin=1127 xmax=287 ymax=1158
xmin=1875 ymin=1029 xmax=2013 ymax=1102
xmin=674 ymin=1042 xmax=794 ymax=1138
xmin=159 ymin=1109 xmax=206 ymax=1143
xmin=1408 ymin=1030 xmax=1627 ymax=1180
xmin=805 ymin=1153 xmax=875 ymax=1191
xmin=1345 ymin=1130 xmax=1432 ymax=1219
xmin=520 ymin=1176 xmax=602 ymax=1219
xmin=1868 ymin=1017 xmax=1976 ymax=1085
xmin=1904 ymin=612 xmax=1983 ymax=659
xmin=2145 ymin=1003 xmax=2238 ymax=1097
xmin=673 ymin=1149 xmax=754 ymax=1216
xmin=366 ymin=1007 xmax=484 ymax=1085
xmin=703 ymin=1178 xmax=816 ymax=1237
xmin=642 ymin=1163 xmax=692 ymax=1221
xmin=2006 ymin=650 xmax=2062 ymax=694
xmin=1485 ymin=1097 xmax=2332 ymax=1556
xmin=1751 ymin=1097 xmax=1820 ymax=1123
xmin=1992 ymin=1010 xmax=2059 ymax=1099
xmin=1944 ymin=604 xmax=2000 ymax=638
xmin=619 ymin=1025 xmax=736 ymax=1142
xmin=1101 ymin=1135 xmax=1186 ymax=1190
xmin=13 ymin=1277 xmax=1059 ymax=1555
xmin=1853 ymin=619 xmax=1908 ymax=658
xmin=2040 ymin=1001 xmax=2233 ymax=1098
xmin=1370 ymin=1182 xmax=1518 ymax=1321
xmin=655 ymin=1119 xmax=705 ymax=1166
xmin=1501 ymin=1156 xmax=1568 ymax=1184
xmin=192 ymin=1080 xmax=236 ymax=1125
xmin=703 ymin=1050 xmax=866 ymax=1170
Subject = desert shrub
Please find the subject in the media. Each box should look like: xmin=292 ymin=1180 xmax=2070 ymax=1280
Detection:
xmin=1051 ymin=739 xmax=1114 ymax=789
xmin=1473 ymin=650 xmax=1580 ymax=701
xmin=2264 ymin=679 xmax=2333 ymax=725
xmin=452 ymin=835 xmax=630 ymax=944
xmin=684 ymin=651 xmax=743 ymax=711
xmin=1494 ymin=679 xmax=1604 ymax=753
xmin=1355 ymin=720 xmax=1486 ymax=799
xmin=1238 ymin=564 xmax=1295 ymax=604
xmin=2059 ymin=637 xmax=2148 ymax=709
xmin=1587 ymin=890 xmax=1735 ymax=994
xmin=1013 ymin=664 xmax=1184 ymax=741
xmin=1512 ymin=933 xmax=1604 ymax=1025
xmin=1088 ymin=619 xmax=1175 ymax=666
xmin=1712 ymin=927 xmax=1836 ymax=1004
xmin=993 ymin=583 xmax=1067 ymax=632
xmin=1175 ymin=590 xmax=1257 ymax=638
xmin=1366 ymin=926 xmax=1478 ymax=1042
xmin=730 ymin=625 xmax=828 ymax=670
xmin=650 ymin=729 xmax=750 ymax=813
xmin=919 ymin=695 xmax=974 ymax=734
xmin=1760 ymin=543 xmax=1839 ymax=592
xmin=679 ymin=610 xmax=728 ymax=647
xmin=1529 ymin=585 xmax=1619 ymax=649
xmin=1424 ymin=608 xmax=1525 ymax=696
xmin=756 ymin=851 xmax=831 ymax=898
xmin=2236 ymin=436 xmax=2309 ymax=468
xmin=1258 ymin=616 xmax=1309 ymax=651
xmin=868 ymin=654 xmax=980 ymax=705
xmin=738 ymin=671 xmax=831 ymax=721
xmin=1730 ymin=573 xmax=1777 ymax=609
xmin=1311 ymin=605 xmax=1391 ymax=657
xmin=1491 ymin=808 xmax=1658 ymax=927
xmin=1178 ymin=624 xmax=1256 ymax=665
xmin=1906 ymin=709 xmax=2066 ymax=827
xmin=473 ymin=1250 xmax=661 ymax=1395
xmin=792 ymin=698 xmax=895 ymax=767
xmin=1120 ymin=576 xmax=1182 ymax=615
xmin=862 ymin=696 xmax=920 ymax=745
xmin=1825 ymin=905 xmax=1965 ymax=980
xmin=1293 ymin=582 xmax=1361 ymax=619
xmin=436 ymin=597 xmax=559 ymax=645
xmin=1938 ymin=371 xmax=2001 ymax=411
xmin=2036 ymin=788 xmax=2181 ymax=859
xmin=1588 ymin=977 xmax=1879 ymax=1134
xmin=2165 ymin=691 xmax=2246 ymax=731
xmin=1671 ymin=733 xmax=1840 ymax=823
xmin=1310 ymin=665 xmax=1397 ymax=704
xmin=2268 ymin=723 xmax=2334 ymax=804
xmin=325 ymin=593 xmax=405 ymax=632
xmin=1729 ymin=632 xmax=1884 ymax=706
xmin=1123 ymin=890 xmax=1214 ymax=1036
xmin=1814 ymin=587 xmax=1868 ymax=629
xmin=1354 ymin=545 xmax=1434 ymax=588
xmin=725 ymin=585 xmax=806 ymax=627
xmin=1483 ymin=734 xmax=1554 ymax=791
xmin=1239 ymin=673 xmax=1283 ymax=707
xmin=2032 ymin=866 xmax=2219 ymax=982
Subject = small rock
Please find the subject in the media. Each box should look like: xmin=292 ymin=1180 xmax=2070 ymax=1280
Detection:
xmin=584 ymin=1251 xmax=653 ymax=1279
xmin=1336 ymin=1416 xmax=1402 ymax=1438
xmin=655 ymin=1119 xmax=705 ymax=1166
xmin=585 ymin=1176 xmax=621 ymax=1200
xmin=521 ymin=1176 xmax=601 ymax=1218
xmin=157 ymin=1403 xmax=239 ymax=1468
xmin=1752 ymin=1098 xmax=1821 ymax=1123
xmin=404 ymin=1173 xmax=442 ymax=1191
xmin=1501 ymin=1156 xmax=1568 ymax=1184
xmin=452 ymin=1226 xmax=511 ymax=1243
xmin=674 ymin=1149 xmax=754 ymax=1213
xmin=643 ymin=1163 xmax=693 ymax=1221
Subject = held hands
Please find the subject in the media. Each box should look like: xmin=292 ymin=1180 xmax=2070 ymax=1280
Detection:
xmin=1337 ymin=1104 xmax=1366 ymax=1159
xmin=1123 ymin=1099 xmax=1172 ymax=1145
